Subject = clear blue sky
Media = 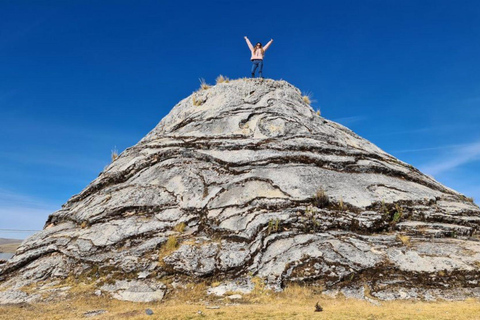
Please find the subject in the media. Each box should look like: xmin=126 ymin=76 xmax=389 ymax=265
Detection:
xmin=1 ymin=0 xmax=480 ymax=239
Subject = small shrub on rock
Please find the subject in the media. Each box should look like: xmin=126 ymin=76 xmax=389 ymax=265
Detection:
xmin=313 ymin=189 xmax=329 ymax=208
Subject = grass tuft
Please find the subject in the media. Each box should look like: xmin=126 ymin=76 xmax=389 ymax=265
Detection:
xmin=216 ymin=75 xmax=230 ymax=84
xmin=391 ymin=203 xmax=403 ymax=226
xmin=199 ymin=78 xmax=211 ymax=90
xmin=164 ymin=235 xmax=178 ymax=251
xmin=247 ymin=277 xmax=271 ymax=302
xmin=302 ymin=95 xmax=311 ymax=105
xmin=338 ymin=196 xmax=345 ymax=211
xmin=313 ymin=188 xmax=329 ymax=208
xmin=192 ymin=94 xmax=202 ymax=106
xmin=397 ymin=234 xmax=411 ymax=246
xmin=111 ymin=147 xmax=119 ymax=162
xmin=173 ymin=222 xmax=186 ymax=233
xmin=267 ymin=218 xmax=280 ymax=234
xmin=302 ymin=91 xmax=316 ymax=106
xmin=158 ymin=235 xmax=179 ymax=267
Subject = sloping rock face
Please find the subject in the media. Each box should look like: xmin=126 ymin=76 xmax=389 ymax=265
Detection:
xmin=1 ymin=79 xmax=480 ymax=302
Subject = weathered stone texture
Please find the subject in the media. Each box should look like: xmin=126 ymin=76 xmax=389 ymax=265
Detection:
xmin=1 ymin=79 xmax=479 ymax=303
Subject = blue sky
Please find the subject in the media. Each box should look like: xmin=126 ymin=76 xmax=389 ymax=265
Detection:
xmin=1 ymin=0 xmax=480 ymax=239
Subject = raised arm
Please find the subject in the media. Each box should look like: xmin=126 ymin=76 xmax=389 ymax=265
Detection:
xmin=244 ymin=36 xmax=254 ymax=51
xmin=263 ymin=39 xmax=273 ymax=51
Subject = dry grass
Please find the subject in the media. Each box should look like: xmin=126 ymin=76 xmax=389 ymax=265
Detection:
xmin=192 ymin=94 xmax=202 ymax=106
xmin=302 ymin=95 xmax=311 ymax=105
xmin=163 ymin=236 xmax=178 ymax=252
xmin=199 ymin=78 xmax=211 ymax=90
xmin=338 ymin=196 xmax=345 ymax=212
xmin=0 ymin=288 xmax=479 ymax=320
xmin=173 ymin=222 xmax=186 ymax=233
xmin=170 ymin=281 xmax=209 ymax=303
xmin=397 ymin=234 xmax=411 ymax=246
xmin=0 ymin=243 xmax=21 ymax=253
xmin=111 ymin=147 xmax=119 ymax=162
xmin=216 ymin=75 xmax=230 ymax=84
xmin=157 ymin=235 xmax=179 ymax=267
xmin=313 ymin=188 xmax=329 ymax=208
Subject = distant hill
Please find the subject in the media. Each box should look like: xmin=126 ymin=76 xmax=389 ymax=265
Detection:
xmin=0 ymin=238 xmax=22 ymax=246
xmin=0 ymin=239 xmax=22 ymax=253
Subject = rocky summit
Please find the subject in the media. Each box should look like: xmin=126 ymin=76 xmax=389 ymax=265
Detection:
xmin=1 ymin=78 xmax=480 ymax=303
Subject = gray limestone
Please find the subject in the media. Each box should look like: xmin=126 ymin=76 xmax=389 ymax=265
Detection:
xmin=1 ymin=78 xmax=479 ymax=303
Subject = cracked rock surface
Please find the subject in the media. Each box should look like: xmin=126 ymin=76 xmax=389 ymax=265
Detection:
xmin=1 ymin=79 xmax=480 ymax=303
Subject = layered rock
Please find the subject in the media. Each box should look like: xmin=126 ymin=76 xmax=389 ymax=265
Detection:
xmin=1 ymin=79 xmax=479 ymax=302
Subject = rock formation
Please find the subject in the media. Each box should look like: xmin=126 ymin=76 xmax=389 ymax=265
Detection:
xmin=1 ymin=79 xmax=479 ymax=303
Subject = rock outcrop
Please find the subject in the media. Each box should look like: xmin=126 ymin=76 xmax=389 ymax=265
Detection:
xmin=1 ymin=79 xmax=479 ymax=302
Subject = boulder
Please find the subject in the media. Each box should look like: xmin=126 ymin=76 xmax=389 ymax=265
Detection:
xmin=1 ymin=78 xmax=479 ymax=303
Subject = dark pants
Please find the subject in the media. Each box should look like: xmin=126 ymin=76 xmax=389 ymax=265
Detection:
xmin=251 ymin=59 xmax=264 ymax=77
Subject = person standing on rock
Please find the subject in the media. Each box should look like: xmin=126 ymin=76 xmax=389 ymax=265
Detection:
xmin=244 ymin=36 xmax=273 ymax=78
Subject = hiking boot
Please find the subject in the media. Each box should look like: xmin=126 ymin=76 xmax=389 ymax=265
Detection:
xmin=251 ymin=73 xmax=255 ymax=78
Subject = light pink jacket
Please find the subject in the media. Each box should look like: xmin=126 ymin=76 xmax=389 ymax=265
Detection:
xmin=245 ymin=37 xmax=273 ymax=60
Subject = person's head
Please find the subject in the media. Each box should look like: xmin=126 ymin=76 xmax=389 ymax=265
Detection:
xmin=254 ymin=42 xmax=264 ymax=54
